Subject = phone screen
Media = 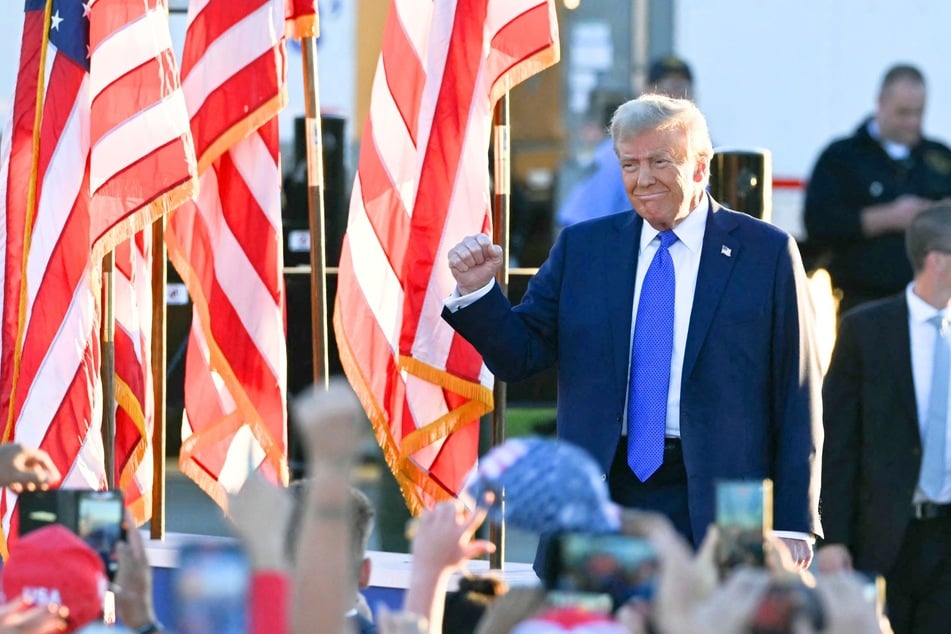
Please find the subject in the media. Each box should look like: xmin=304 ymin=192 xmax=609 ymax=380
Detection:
xmin=17 ymin=489 xmax=125 ymax=581
xmin=715 ymin=479 xmax=772 ymax=572
xmin=76 ymin=491 xmax=125 ymax=580
xmin=546 ymin=533 xmax=659 ymax=611
xmin=856 ymin=571 xmax=886 ymax=614
xmin=173 ymin=541 xmax=249 ymax=634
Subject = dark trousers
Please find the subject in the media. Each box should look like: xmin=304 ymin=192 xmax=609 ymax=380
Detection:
xmin=608 ymin=437 xmax=694 ymax=546
xmin=885 ymin=515 xmax=951 ymax=634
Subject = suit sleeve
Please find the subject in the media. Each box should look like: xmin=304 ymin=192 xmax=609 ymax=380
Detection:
xmin=770 ymin=235 xmax=824 ymax=537
xmin=818 ymin=314 xmax=863 ymax=547
xmin=441 ymin=229 xmax=567 ymax=382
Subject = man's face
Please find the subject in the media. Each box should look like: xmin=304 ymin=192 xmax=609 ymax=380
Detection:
xmin=617 ymin=126 xmax=706 ymax=230
xmin=877 ymin=78 xmax=925 ymax=146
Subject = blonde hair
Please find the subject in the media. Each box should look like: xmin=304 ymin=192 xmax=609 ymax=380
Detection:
xmin=609 ymin=93 xmax=713 ymax=189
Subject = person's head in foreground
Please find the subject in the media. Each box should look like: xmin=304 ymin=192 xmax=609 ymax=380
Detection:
xmin=2 ymin=524 xmax=109 ymax=633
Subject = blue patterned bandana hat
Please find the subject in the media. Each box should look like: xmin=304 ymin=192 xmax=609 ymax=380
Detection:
xmin=464 ymin=437 xmax=622 ymax=534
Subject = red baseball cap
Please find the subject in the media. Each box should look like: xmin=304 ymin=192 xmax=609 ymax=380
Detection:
xmin=512 ymin=606 xmax=629 ymax=633
xmin=2 ymin=524 xmax=108 ymax=632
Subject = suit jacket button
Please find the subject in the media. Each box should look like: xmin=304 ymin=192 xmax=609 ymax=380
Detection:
xmin=616 ymin=414 xmax=622 ymax=422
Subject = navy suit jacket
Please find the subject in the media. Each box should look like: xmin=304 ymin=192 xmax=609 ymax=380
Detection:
xmin=443 ymin=197 xmax=823 ymax=540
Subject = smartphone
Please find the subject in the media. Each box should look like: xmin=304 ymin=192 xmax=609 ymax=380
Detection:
xmin=544 ymin=532 xmax=659 ymax=611
xmin=173 ymin=541 xmax=250 ymax=634
xmin=715 ymin=479 xmax=772 ymax=573
xmin=856 ymin=571 xmax=887 ymax=615
xmin=17 ymin=489 xmax=126 ymax=580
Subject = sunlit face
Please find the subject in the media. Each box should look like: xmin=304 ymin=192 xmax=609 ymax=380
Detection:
xmin=877 ymin=78 xmax=925 ymax=147
xmin=616 ymin=126 xmax=707 ymax=230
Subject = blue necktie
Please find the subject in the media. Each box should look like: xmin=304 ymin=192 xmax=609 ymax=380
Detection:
xmin=920 ymin=314 xmax=950 ymax=500
xmin=628 ymin=230 xmax=678 ymax=481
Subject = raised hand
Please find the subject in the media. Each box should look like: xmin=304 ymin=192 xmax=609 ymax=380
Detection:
xmin=113 ymin=511 xmax=157 ymax=632
xmin=447 ymin=234 xmax=504 ymax=296
xmin=290 ymin=377 xmax=364 ymax=473
xmin=0 ymin=444 xmax=61 ymax=493
xmin=0 ymin=598 xmax=68 ymax=634
xmin=228 ymin=472 xmax=293 ymax=571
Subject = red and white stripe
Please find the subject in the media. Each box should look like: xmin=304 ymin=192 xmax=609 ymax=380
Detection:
xmin=113 ymin=228 xmax=155 ymax=524
xmin=334 ymin=0 xmax=560 ymax=513
xmin=167 ymin=0 xmax=290 ymax=507
xmin=0 ymin=4 xmax=100 ymax=500
xmin=0 ymin=0 xmax=196 ymax=548
xmin=284 ymin=0 xmax=318 ymax=39
xmin=88 ymin=0 xmax=197 ymax=260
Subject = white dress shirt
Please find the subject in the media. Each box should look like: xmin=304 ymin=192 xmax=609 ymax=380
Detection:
xmin=869 ymin=119 xmax=912 ymax=160
xmin=622 ymin=198 xmax=707 ymax=437
xmin=906 ymin=284 xmax=951 ymax=503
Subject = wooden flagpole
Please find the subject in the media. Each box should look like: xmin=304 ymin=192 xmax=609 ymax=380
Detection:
xmin=150 ymin=218 xmax=167 ymax=539
xmin=100 ymin=252 xmax=116 ymax=490
xmin=299 ymin=34 xmax=330 ymax=389
xmin=489 ymin=93 xmax=510 ymax=570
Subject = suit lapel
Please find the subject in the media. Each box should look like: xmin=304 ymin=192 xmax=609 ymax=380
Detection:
xmin=608 ymin=213 xmax=642 ymax=398
xmin=683 ymin=201 xmax=740 ymax=379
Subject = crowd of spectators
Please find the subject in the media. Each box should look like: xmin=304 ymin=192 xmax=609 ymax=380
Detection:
xmin=0 ymin=378 xmax=893 ymax=634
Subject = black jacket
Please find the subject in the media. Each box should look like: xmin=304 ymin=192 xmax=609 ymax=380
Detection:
xmin=819 ymin=295 xmax=922 ymax=574
xmin=804 ymin=118 xmax=951 ymax=299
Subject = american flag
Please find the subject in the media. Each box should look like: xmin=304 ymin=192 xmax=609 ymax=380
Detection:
xmin=0 ymin=0 xmax=197 ymax=546
xmin=113 ymin=228 xmax=156 ymax=524
xmin=166 ymin=0 xmax=294 ymax=506
xmin=333 ymin=0 xmax=560 ymax=513
xmin=285 ymin=0 xmax=318 ymax=38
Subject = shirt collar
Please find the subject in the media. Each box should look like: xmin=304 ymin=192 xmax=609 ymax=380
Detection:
xmin=868 ymin=119 xmax=911 ymax=160
xmin=906 ymin=283 xmax=949 ymax=325
xmin=639 ymin=194 xmax=709 ymax=255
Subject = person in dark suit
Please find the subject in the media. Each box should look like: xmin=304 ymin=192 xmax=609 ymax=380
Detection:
xmin=817 ymin=203 xmax=951 ymax=634
xmin=442 ymin=94 xmax=823 ymax=569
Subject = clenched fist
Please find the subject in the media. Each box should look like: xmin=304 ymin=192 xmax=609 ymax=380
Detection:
xmin=447 ymin=234 xmax=504 ymax=295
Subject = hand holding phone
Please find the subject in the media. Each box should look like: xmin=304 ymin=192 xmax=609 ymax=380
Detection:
xmin=17 ymin=489 xmax=126 ymax=580
xmin=544 ymin=532 xmax=659 ymax=612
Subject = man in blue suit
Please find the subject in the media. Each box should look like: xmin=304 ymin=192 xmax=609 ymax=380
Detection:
xmin=442 ymin=95 xmax=823 ymax=567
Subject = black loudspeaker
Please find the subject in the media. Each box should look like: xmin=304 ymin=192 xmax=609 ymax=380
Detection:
xmin=709 ymin=148 xmax=772 ymax=222
xmin=284 ymin=271 xmax=342 ymax=396
xmin=164 ymin=265 xmax=192 ymax=457
xmin=283 ymin=115 xmax=348 ymax=267
xmin=284 ymin=270 xmax=344 ymax=479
